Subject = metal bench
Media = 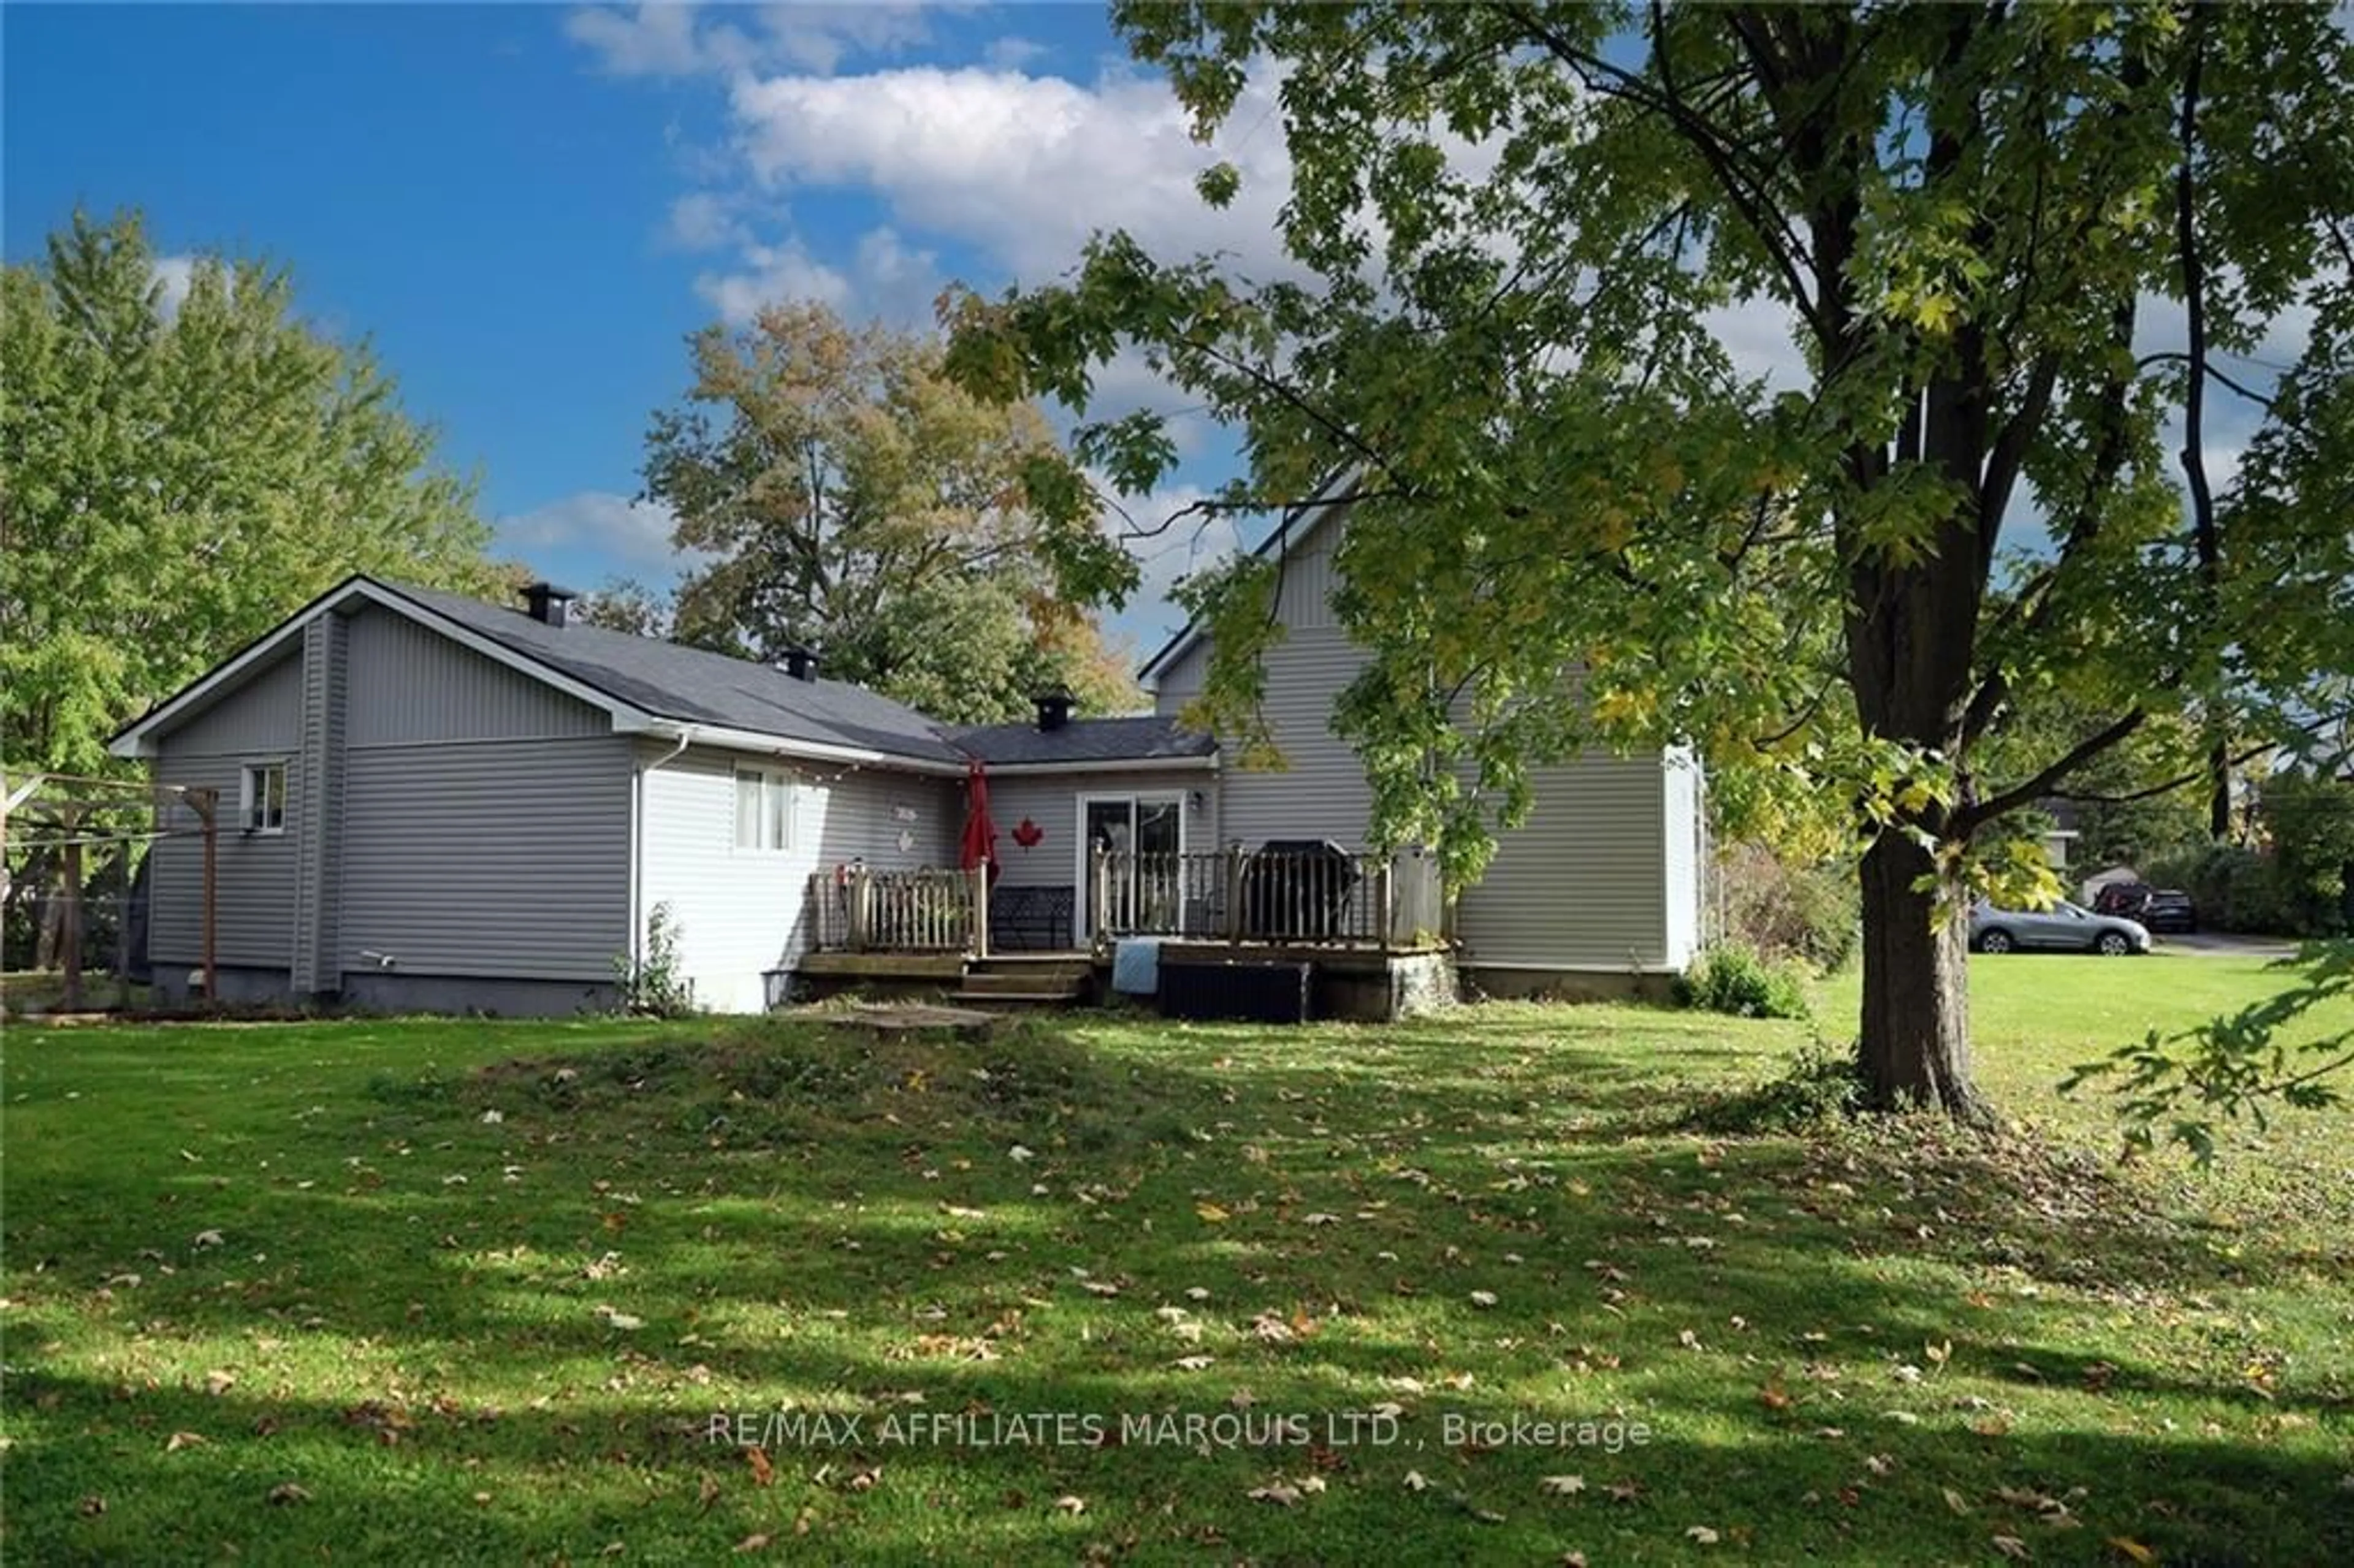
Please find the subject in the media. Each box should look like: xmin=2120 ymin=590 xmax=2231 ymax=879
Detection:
xmin=988 ymin=885 xmax=1075 ymax=952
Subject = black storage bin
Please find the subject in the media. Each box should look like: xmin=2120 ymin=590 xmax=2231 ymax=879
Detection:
xmin=1159 ymin=959 xmax=1314 ymax=1024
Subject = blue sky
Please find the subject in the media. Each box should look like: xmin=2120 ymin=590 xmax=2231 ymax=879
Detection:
xmin=4 ymin=3 xmax=1278 ymax=655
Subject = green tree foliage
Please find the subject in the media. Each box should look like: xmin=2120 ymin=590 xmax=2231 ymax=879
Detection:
xmin=2066 ymin=940 xmax=2354 ymax=1165
xmin=945 ymin=2 xmax=2354 ymax=1118
xmin=2253 ymin=769 xmax=2354 ymax=935
xmin=645 ymin=303 xmax=1141 ymax=725
xmin=1 ymin=210 xmax=499 ymax=777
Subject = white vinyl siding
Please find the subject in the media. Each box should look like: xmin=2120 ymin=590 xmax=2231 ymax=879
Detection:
xmin=638 ymin=745 xmax=960 ymax=1013
xmin=981 ymin=770 xmax=1219 ymax=891
xmin=733 ymin=767 xmax=798 ymax=853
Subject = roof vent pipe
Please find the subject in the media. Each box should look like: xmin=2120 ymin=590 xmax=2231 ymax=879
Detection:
xmin=781 ymin=645 xmax=821 ymax=682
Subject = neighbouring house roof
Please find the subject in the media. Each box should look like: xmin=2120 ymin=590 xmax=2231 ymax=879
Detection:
xmin=1136 ymin=465 xmax=1365 ymax=684
xmin=387 ymin=582 xmax=970 ymax=766
xmin=951 ymin=714 xmax=1217 ymax=771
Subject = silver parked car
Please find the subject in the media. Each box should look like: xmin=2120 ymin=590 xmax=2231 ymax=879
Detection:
xmin=1969 ymin=899 xmax=2151 ymax=956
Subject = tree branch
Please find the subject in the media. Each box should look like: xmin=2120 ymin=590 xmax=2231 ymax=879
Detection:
xmin=1959 ymin=707 xmax=2149 ymax=833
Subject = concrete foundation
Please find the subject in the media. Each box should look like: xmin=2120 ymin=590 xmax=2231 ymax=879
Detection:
xmin=337 ymin=972 xmax=616 ymax=1017
xmin=147 ymin=962 xmax=615 ymax=1017
xmin=1459 ymin=965 xmax=1680 ymax=1005
xmin=150 ymin=964 xmax=295 ymax=1008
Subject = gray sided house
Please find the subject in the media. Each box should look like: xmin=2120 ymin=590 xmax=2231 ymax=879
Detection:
xmin=113 ymin=508 xmax=1700 ymax=1014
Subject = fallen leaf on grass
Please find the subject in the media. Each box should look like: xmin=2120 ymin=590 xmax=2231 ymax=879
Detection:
xmin=166 ymin=1431 xmax=208 ymax=1452
xmin=1539 ymin=1474 xmax=1586 ymax=1496
xmin=1687 ymin=1525 xmax=1721 ymax=1545
xmin=204 ymin=1369 xmax=236 ymax=1396
xmin=1172 ymin=1355 xmax=1215 ymax=1372
xmin=2106 ymin=1539 xmax=2155 ymax=1565
xmin=1195 ymin=1203 xmax=1231 ymax=1223
xmin=733 ymin=1534 xmax=771 ymax=1553
xmin=1008 ymin=1144 xmax=1035 ymax=1162
xmin=267 ymin=1482 xmax=312 ymax=1506
xmin=1053 ymin=1495 xmax=1086 ymax=1515
xmin=1249 ymin=1483 xmax=1301 ymax=1507
xmin=192 ymin=1230 xmax=224 ymax=1249
xmin=1943 ymin=1487 xmax=1971 ymax=1515
xmin=1403 ymin=1471 xmax=1430 ymax=1493
xmin=1562 ymin=1554 xmax=1589 ymax=1567
xmin=1992 ymin=1536 xmax=2032 ymax=1561
xmin=746 ymin=1447 xmax=775 ymax=1487
xmin=1606 ymin=1479 xmax=1645 ymax=1504
xmin=1469 ymin=1290 xmax=1498 ymax=1308
xmin=77 ymin=1496 xmax=105 ymax=1518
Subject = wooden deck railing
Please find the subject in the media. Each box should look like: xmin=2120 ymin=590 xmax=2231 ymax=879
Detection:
xmin=1091 ymin=845 xmax=1444 ymax=951
xmin=806 ymin=866 xmax=989 ymax=954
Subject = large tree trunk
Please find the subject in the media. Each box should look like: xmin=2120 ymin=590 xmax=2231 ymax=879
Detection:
xmin=1855 ymin=832 xmax=1990 ymax=1121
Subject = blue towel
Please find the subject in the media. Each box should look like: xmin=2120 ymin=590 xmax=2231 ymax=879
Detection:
xmin=1110 ymin=938 xmax=1164 ymax=995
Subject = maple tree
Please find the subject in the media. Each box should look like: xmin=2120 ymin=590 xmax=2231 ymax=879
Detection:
xmin=644 ymin=302 xmax=1140 ymax=723
xmin=948 ymin=2 xmax=2354 ymax=1117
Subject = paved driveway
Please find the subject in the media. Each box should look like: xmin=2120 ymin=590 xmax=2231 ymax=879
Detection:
xmin=2156 ymin=931 xmax=2299 ymax=958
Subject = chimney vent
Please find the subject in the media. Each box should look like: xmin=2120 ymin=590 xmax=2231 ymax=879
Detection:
xmin=1034 ymin=689 xmax=1075 ymax=731
xmin=520 ymin=581 xmax=578 ymax=628
xmin=781 ymin=644 xmax=821 ymax=682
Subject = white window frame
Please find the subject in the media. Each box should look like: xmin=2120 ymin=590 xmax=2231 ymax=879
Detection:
xmin=239 ymin=759 xmax=288 ymax=836
xmin=733 ymin=766 xmax=798 ymax=854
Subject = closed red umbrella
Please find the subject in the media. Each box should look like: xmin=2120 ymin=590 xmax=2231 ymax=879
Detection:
xmin=959 ymin=760 xmax=998 ymax=878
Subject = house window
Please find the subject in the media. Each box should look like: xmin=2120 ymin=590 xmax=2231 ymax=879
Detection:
xmin=733 ymin=768 xmax=796 ymax=852
xmin=240 ymin=761 xmax=287 ymax=835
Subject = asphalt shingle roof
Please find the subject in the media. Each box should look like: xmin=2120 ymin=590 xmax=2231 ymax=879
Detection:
xmin=950 ymin=714 xmax=1217 ymax=767
xmin=387 ymin=580 xmax=970 ymax=766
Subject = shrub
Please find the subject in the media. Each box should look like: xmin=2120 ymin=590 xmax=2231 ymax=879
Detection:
xmin=2147 ymin=845 xmax=2305 ymax=936
xmin=612 ymin=903 xmax=698 ymax=1018
xmin=1674 ymin=940 xmax=1810 ymax=1020
xmin=1714 ymin=843 xmax=1860 ymax=972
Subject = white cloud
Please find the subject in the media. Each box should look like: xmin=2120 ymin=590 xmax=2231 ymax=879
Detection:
xmin=1088 ymin=474 xmax=1247 ymax=639
xmin=693 ymin=224 xmax=942 ymax=327
xmin=566 ymin=3 xmax=720 ymax=78
xmin=694 ymin=235 xmax=851 ymax=322
xmin=498 ymin=491 xmax=688 ymax=575
xmin=568 ymin=2 xmax=941 ymax=79
xmin=762 ymin=2 xmax=938 ymax=74
xmin=152 ymin=254 xmax=199 ymax=319
xmin=982 ymin=36 xmax=1046 ymax=71
xmin=665 ymin=190 xmax=748 ymax=251
xmin=725 ymin=64 xmax=1298 ymax=284
xmin=1702 ymin=297 xmax=1810 ymax=391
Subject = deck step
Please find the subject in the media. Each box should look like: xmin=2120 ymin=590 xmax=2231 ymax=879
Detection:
xmin=950 ymin=989 xmax=1083 ymax=1008
xmin=961 ymin=968 xmax=1089 ymax=995
xmin=956 ymin=970 xmax=1083 ymax=993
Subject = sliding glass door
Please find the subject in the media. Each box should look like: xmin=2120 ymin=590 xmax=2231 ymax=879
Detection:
xmin=1080 ymin=794 xmax=1184 ymax=938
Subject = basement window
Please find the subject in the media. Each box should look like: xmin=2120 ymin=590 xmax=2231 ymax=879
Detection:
xmin=733 ymin=767 xmax=796 ymax=853
xmin=240 ymin=761 xmax=286 ymax=835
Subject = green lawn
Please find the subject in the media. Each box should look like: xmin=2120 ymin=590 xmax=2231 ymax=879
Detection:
xmin=4 ymin=956 xmax=2349 ymax=1564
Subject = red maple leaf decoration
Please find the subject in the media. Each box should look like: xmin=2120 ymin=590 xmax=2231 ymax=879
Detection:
xmin=1011 ymin=816 xmax=1044 ymax=849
